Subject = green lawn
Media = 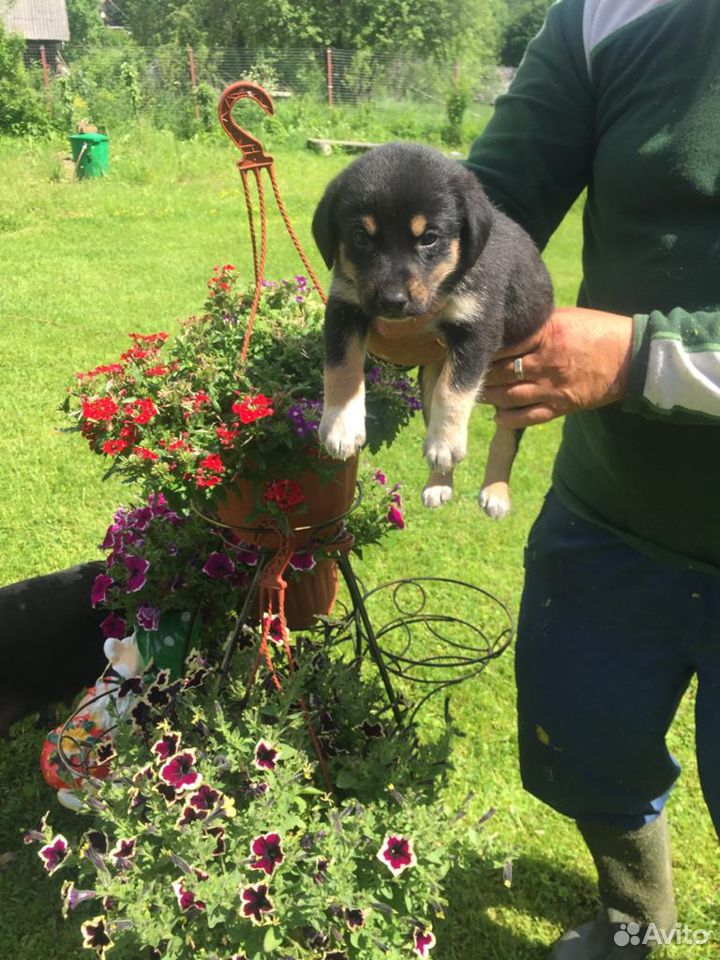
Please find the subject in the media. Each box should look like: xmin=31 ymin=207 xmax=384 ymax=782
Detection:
xmin=0 ymin=128 xmax=717 ymax=959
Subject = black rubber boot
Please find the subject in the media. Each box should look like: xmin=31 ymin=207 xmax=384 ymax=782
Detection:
xmin=550 ymin=812 xmax=676 ymax=958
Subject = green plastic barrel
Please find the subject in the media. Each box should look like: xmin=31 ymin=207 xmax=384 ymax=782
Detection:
xmin=69 ymin=132 xmax=109 ymax=179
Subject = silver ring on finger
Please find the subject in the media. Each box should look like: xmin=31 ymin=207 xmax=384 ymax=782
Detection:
xmin=513 ymin=356 xmax=524 ymax=382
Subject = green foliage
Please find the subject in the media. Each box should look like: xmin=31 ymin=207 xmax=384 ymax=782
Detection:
xmin=65 ymin=0 xmax=106 ymax=49
xmin=501 ymin=0 xmax=553 ymax=66
xmin=32 ymin=652 xmax=468 ymax=959
xmin=0 ymin=23 xmax=51 ymax=136
xmin=442 ymin=82 xmax=471 ymax=147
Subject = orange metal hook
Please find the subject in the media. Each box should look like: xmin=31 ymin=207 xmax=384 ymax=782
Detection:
xmin=218 ymin=81 xmax=275 ymax=171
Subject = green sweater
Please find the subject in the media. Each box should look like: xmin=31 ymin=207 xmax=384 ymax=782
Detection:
xmin=466 ymin=0 xmax=720 ymax=574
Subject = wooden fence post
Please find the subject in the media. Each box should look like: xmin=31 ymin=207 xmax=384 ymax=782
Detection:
xmin=39 ymin=45 xmax=51 ymax=107
xmin=325 ymin=48 xmax=334 ymax=108
xmin=187 ymin=45 xmax=200 ymax=120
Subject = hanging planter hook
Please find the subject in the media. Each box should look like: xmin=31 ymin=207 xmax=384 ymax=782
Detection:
xmin=218 ymin=80 xmax=275 ymax=171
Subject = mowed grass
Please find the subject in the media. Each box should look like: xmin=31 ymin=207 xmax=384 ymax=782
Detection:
xmin=0 ymin=126 xmax=718 ymax=959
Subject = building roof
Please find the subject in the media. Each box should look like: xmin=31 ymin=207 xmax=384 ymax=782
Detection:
xmin=0 ymin=0 xmax=70 ymax=41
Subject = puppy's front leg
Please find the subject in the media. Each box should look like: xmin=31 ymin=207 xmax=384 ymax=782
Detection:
xmin=319 ymin=298 xmax=370 ymax=460
xmin=423 ymin=344 xmax=482 ymax=476
xmin=420 ymin=359 xmax=455 ymax=508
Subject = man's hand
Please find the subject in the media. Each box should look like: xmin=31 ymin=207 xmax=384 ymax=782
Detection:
xmin=482 ymin=307 xmax=634 ymax=428
xmin=367 ymin=316 xmax=447 ymax=367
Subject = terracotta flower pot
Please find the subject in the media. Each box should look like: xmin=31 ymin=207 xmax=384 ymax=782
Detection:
xmin=284 ymin=558 xmax=339 ymax=630
xmin=216 ymin=453 xmax=358 ymax=550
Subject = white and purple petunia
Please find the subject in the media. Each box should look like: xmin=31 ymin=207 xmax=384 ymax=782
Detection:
xmin=262 ymin=614 xmax=286 ymax=647
xmin=254 ymin=740 xmax=279 ymax=771
xmin=160 ymin=750 xmax=202 ymax=792
xmin=172 ymin=878 xmax=206 ymax=913
xmin=124 ymin=554 xmax=150 ymax=592
xmin=249 ymin=833 xmax=284 ymax=876
xmin=240 ymin=882 xmax=274 ymax=924
xmin=80 ymin=915 xmax=114 ymax=956
xmin=90 ymin=574 xmax=115 ymax=608
xmin=39 ymin=834 xmax=69 ymax=875
xmin=202 ymin=551 xmax=235 ymax=579
xmin=99 ymin=612 xmax=127 ymax=640
xmin=136 ymin=603 xmax=161 ymax=631
xmin=233 ymin=540 xmax=260 ymax=566
xmin=376 ymin=833 xmax=417 ymax=876
xmin=413 ymin=928 xmax=437 ymax=958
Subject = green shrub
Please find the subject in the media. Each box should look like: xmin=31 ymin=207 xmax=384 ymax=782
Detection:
xmin=0 ymin=24 xmax=51 ymax=136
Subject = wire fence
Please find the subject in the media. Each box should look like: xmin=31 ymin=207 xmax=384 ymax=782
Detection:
xmin=26 ymin=43 xmax=514 ymax=116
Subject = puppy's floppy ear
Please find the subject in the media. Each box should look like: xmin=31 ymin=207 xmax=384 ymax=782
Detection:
xmin=312 ymin=176 xmax=341 ymax=270
xmin=455 ymin=168 xmax=492 ymax=270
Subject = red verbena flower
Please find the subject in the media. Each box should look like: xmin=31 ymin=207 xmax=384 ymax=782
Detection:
xmin=240 ymin=882 xmax=274 ymax=924
xmin=81 ymin=397 xmax=119 ymax=422
xmin=263 ymin=479 xmax=305 ymax=513
xmin=102 ymin=439 xmax=127 ymax=456
xmin=132 ymin=446 xmax=159 ymax=461
xmin=125 ymin=398 xmax=158 ymax=424
xmin=232 ymin=393 xmax=274 ymax=424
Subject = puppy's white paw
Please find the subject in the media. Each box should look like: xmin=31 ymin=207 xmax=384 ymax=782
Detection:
xmin=423 ymin=436 xmax=466 ymax=473
xmin=319 ymin=405 xmax=366 ymax=460
xmin=479 ymin=483 xmax=511 ymax=520
xmin=422 ymin=484 xmax=453 ymax=508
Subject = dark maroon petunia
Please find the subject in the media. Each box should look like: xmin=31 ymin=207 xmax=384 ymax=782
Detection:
xmin=172 ymin=878 xmax=206 ymax=913
xmin=160 ymin=750 xmax=202 ymax=792
xmin=189 ymin=784 xmax=221 ymax=811
xmin=176 ymin=804 xmax=207 ymax=829
xmin=130 ymin=698 xmax=152 ymax=730
xmin=240 ymin=882 xmax=274 ymax=924
xmin=109 ymin=837 xmax=136 ymax=870
xmin=80 ymin=916 xmax=114 ymax=956
xmin=118 ymin=676 xmax=143 ymax=697
xmin=262 ymin=613 xmax=286 ymax=646
xmin=413 ymin=928 xmax=437 ymax=958
xmin=288 ymin=550 xmax=316 ymax=572
xmin=377 ymin=833 xmax=417 ymax=876
xmin=323 ymin=953 xmax=349 ymax=960
xmin=344 ymin=907 xmax=366 ymax=929
xmin=91 ymin=574 xmax=114 ymax=608
xmin=254 ymin=739 xmax=279 ymax=771
xmin=361 ymin=718 xmax=385 ymax=740
xmin=39 ymin=835 xmax=69 ymax=875
xmin=125 ymin=554 xmax=150 ymax=592
xmin=155 ymin=779 xmax=178 ymax=805
xmin=249 ymin=833 xmax=284 ymax=876
xmin=207 ymin=826 xmax=226 ymax=857
xmin=100 ymin=612 xmax=127 ymax=640
xmin=151 ymin=731 xmax=181 ymax=764
xmin=23 ymin=812 xmax=49 ymax=845
xmin=313 ymin=856 xmax=329 ymax=885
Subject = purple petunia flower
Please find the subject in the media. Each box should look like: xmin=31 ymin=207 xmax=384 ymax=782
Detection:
xmin=39 ymin=835 xmax=69 ymax=875
xmin=80 ymin=916 xmax=113 ymax=956
xmin=254 ymin=740 xmax=279 ymax=771
xmin=344 ymin=907 xmax=366 ymax=929
xmin=100 ymin=612 xmax=127 ymax=640
xmin=124 ymin=555 xmax=150 ymax=593
xmin=413 ymin=928 xmax=437 ymax=958
xmin=90 ymin=574 xmax=114 ymax=608
xmin=131 ymin=506 xmax=154 ymax=531
xmin=137 ymin=603 xmax=161 ymax=631
xmin=233 ymin=540 xmax=260 ymax=566
xmin=160 ymin=750 xmax=202 ymax=792
xmin=367 ymin=365 xmax=382 ymax=384
xmin=61 ymin=881 xmax=97 ymax=918
xmin=202 ymin=551 xmax=235 ymax=579
xmin=288 ymin=550 xmax=316 ymax=572
xmin=373 ymin=469 xmax=387 ymax=486
xmin=262 ymin=614 xmax=286 ymax=646
xmin=387 ymin=504 xmax=405 ymax=530
xmin=249 ymin=833 xmax=284 ymax=876
xmin=377 ymin=833 xmax=417 ymax=876
xmin=240 ymin=882 xmax=274 ymax=924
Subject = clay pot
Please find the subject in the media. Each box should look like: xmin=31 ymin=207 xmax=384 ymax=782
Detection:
xmin=216 ymin=454 xmax=358 ymax=550
xmin=284 ymin=558 xmax=339 ymax=630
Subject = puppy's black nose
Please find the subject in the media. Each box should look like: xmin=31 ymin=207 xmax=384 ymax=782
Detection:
xmin=377 ymin=291 xmax=408 ymax=315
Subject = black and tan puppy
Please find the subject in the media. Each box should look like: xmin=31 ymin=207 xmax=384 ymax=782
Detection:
xmin=312 ymin=142 xmax=553 ymax=517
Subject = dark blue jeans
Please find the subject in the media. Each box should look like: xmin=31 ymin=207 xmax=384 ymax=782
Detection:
xmin=516 ymin=491 xmax=720 ymax=835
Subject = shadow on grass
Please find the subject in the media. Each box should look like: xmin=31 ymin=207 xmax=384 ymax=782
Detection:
xmin=439 ymin=851 xmax=597 ymax=960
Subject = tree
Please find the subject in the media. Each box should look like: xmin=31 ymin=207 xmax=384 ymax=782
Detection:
xmin=65 ymin=0 xmax=105 ymax=47
xmin=0 ymin=22 xmax=50 ymax=135
xmin=501 ymin=0 xmax=553 ymax=66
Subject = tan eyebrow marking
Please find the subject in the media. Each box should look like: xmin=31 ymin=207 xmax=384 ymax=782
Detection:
xmin=410 ymin=214 xmax=428 ymax=237
xmin=361 ymin=215 xmax=378 ymax=236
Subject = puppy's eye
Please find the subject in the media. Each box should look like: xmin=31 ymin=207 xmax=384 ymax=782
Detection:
xmin=353 ymin=229 xmax=372 ymax=248
xmin=418 ymin=231 xmax=439 ymax=247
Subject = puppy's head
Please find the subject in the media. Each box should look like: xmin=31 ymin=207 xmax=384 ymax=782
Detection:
xmin=312 ymin=143 xmax=492 ymax=319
